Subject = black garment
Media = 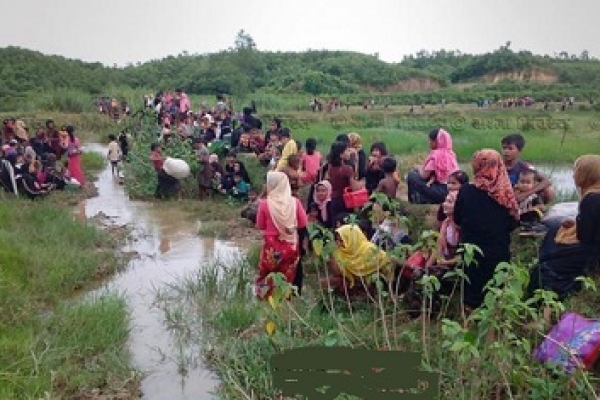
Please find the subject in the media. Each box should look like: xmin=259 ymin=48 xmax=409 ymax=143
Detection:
xmin=365 ymin=165 xmax=385 ymax=194
xmin=118 ymin=132 xmax=129 ymax=159
xmin=155 ymin=169 xmax=180 ymax=199
xmin=577 ymin=192 xmax=600 ymax=267
xmin=356 ymin=149 xmax=367 ymax=180
xmin=230 ymin=126 xmax=243 ymax=148
xmin=454 ymin=184 xmax=519 ymax=308
xmin=406 ymin=170 xmax=448 ymax=204
xmin=293 ymin=227 xmax=308 ymax=296
xmin=527 ymin=219 xmax=589 ymax=301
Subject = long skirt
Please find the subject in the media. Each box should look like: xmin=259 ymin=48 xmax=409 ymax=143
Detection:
xmin=255 ymin=235 xmax=299 ymax=300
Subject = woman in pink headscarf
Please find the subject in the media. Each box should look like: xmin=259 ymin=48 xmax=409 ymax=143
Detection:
xmin=407 ymin=128 xmax=459 ymax=204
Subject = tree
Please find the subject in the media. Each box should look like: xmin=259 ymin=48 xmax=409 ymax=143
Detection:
xmin=234 ymin=30 xmax=257 ymax=51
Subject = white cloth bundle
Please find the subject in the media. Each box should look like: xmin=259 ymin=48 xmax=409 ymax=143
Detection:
xmin=163 ymin=157 xmax=191 ymax=179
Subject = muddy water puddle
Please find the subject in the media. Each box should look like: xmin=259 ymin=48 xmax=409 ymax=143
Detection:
xmin=81 ymin=144 xmax=239 ymax=399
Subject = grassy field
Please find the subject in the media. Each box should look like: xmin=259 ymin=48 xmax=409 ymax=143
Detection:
xmin=0 ymin=190 xmax=137 ymax=398
xmin=156 ymin=240 xmax=600 ymax=399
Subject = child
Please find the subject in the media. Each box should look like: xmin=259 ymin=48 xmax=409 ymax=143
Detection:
xmin=230 ymin=172 xmax=250 ymax=201
xmin=375 ymin=157 xmax=399 ymax=199
xmin=107 ymin=134 xmax=122 ymax=177
xmin=307 ymin=203 xmax=320 ymax=223
xmin=300 ymin=138 xmax=322 ymax=185
xmin=501 ymin=133 xmax=554 ymax=204
xmin=515 ymin=168 xmax=546 ymax=233
xmin=370 ymin=202 xmax=410 ymax=251
xmin=281 ymin=154 xmax=301 ymax=198
xmin=436 ymin=170 xmax=469 ymax=227
xmin=240 ymin=188 xmax=260 ymax=223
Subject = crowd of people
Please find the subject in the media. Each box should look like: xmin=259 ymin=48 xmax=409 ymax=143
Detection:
xmin=1 ymin=118 xmax=86 ymax=199
xmin=4 ymin=90 xmax=598 ymax=331
xmin=242 ymin=122 xmax=599 ymax=324
xmin=132 ymin=91 xmax=599 ymax=322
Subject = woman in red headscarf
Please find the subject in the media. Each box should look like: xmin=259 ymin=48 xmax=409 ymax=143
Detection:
xmin=454 ymin=149 xmax=519 ymax=310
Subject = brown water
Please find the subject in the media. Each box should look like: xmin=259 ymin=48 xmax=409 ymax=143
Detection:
xmin=81 ymin=144 xmax=235 ymax=399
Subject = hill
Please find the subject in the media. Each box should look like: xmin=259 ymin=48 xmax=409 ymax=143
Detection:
xmin=1 ymin=40 xmax=600 ymax=110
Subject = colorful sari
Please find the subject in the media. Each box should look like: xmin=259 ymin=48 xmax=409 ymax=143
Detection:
xmin=255 ymin=171 xmax=302 ymax=299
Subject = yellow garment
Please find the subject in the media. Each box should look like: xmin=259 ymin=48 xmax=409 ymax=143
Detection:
xmin=334 ymin=224 xmax=392 ymax=287
xmin=555 ymin=224 xmax=578 ymax=245
xmin=276 ymin=139 xmax=298 ymax=171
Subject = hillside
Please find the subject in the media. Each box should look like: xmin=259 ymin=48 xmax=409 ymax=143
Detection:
xmin=1 ymin=43 xmax=600 ymax=110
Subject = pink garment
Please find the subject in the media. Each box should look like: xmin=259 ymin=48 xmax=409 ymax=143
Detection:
xmin=179 ymin=93 xmax=190 ymax=114
xmin=67 ymin=137 xmax=85 ymax=185
xmin=301 ymin=151 xmax=322 ymax=184
xmin=312 ymin=180 xmax=332 ymax=222
xmin=256 ymin=198 xmax=308 ymax=238
xmin=422 ymin=129 xmax=459 ymax=184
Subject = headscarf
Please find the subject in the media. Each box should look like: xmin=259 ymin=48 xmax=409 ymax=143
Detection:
xmin=347 ymin=132 xmax=362 ymax=150
xmin=573 ymin=154 xmax=600 ymax=198
xmin=312 ymin=180 xmax=332 ymax=222
xmin=14 ymin=120 xmax=28 ymax=141
xmin=334 ymin=224 xmax=392 ymax=287
xmin=555 ymin=155 xmax=600 ymax=245
xmin=471 ymin=149 xmax=519 ymax=220
xmin=266 ymin=171 xmax=298 ymax=245
xmin=423 ymin=128 xmax=458 ymax=184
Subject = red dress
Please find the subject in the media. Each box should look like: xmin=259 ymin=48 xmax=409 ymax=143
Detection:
xmin=255 ymin=198 xmax=307 ymax=299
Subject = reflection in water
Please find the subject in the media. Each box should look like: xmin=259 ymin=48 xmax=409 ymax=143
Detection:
xmin=81 ymin=144 xmax=226 ymax=400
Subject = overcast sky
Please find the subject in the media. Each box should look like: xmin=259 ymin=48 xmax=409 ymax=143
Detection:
xmin=1 ymin=0 xmax=598 ymax=66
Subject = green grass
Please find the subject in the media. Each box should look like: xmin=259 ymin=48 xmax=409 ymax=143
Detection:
xmin=288 ymin=109 xmax=600 ymax=165
xmin=157 ymin=244 xmax=600 ymax=399
xmin=0 ymin=199 xmax=138 ymax=399
xmin=82 ymin=150 xmax=106 ymax=174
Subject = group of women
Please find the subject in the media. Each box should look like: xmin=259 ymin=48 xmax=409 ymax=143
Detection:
xmin=253 ymin=125 xmax=600 ymax=318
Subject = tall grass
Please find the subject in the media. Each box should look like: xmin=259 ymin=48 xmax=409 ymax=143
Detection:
xmin=0 ymin=199 xmax=137 ymax=398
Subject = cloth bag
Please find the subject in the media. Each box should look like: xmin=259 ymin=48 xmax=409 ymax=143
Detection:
xmin=533 ymin=311 xmax=600 ymax=374
xmin=163 ymin=157 xmax=191 ymax=179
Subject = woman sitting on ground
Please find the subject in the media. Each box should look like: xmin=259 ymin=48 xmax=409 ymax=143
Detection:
xmin=527 ymin=154 xmax=600 ymax=304
xmin=319 ymin=223 xmax=395 ymax=297
xmin=407 ymin=128 xmax=458 ymax=204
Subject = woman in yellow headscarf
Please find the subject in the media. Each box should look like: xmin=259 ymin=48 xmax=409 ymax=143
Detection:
xmin=321 ymin=224 xmax=393 ymax=294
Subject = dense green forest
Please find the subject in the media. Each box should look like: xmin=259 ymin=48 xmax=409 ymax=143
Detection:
xmin=1 ymin=32 xmax=599 ymax=111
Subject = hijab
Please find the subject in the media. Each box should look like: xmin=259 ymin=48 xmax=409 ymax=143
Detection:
xmin=266 ymin=171 xmax=298 ymax=245
xmin=556 ymin=155 xmax=600 ymax=245
xmin=574 ymin=154 xmax=600 ymax=198
xmin=312 ymin=180 xmax=332 ymax=222
xmin=472 ymin=149 xmax=519 ymax=220
xmin=334 ymin=224 xmax=392 ymax=287
xmin=423 ymin=128 xmax=459 ymax=184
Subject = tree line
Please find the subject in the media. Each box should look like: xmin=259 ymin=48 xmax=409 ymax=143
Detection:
xmin=1 ymin=33 xmax=599 ymax=109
